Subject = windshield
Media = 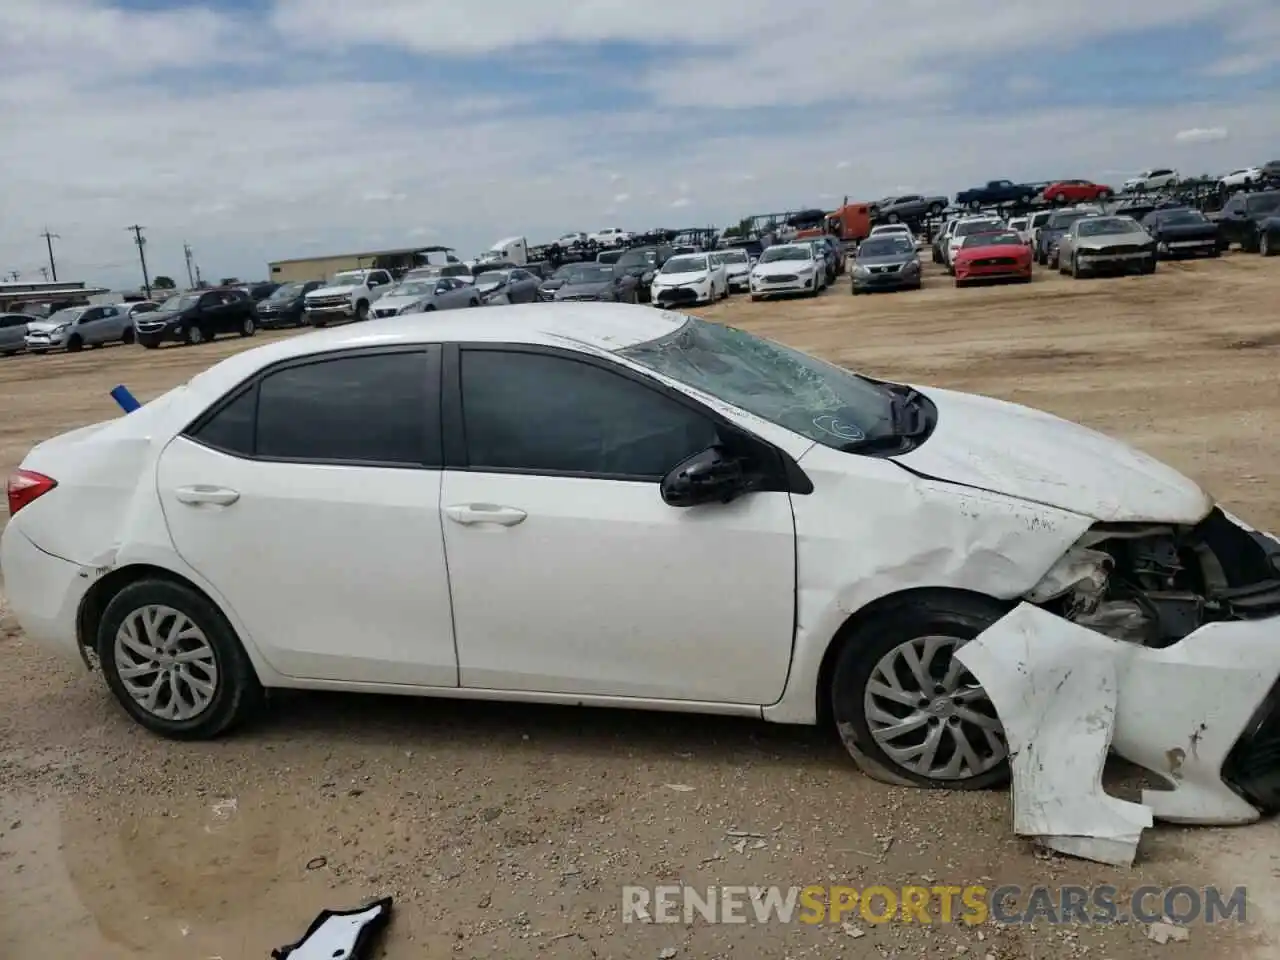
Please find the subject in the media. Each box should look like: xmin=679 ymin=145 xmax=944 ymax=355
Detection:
xmin=46 ymin=307 xmax=85 ymax=324
xmin=1077 ymin=217 xmax=1137 ymax=237
xmin=858 ymin=237 xmax=914 ymax=257
xmin=955 ymin=220 xmax=1004 ymax=237
xmin=617 ymin=318 xmax=894 ymax=449
xmin=1245 ymin=193 xmax=1280 ymax=215
xmin=597 ymin=250 xmax=623 ymax=264
xmin=159 ymin=295 xmax=199 ymax=312
xmin=1160 ymin=211 xmax=1207 ymax=226
xmin=1047 ymin=211 xmax=1092 ymax=229
xmin=963 ymin=232 xmax=1022 ymax=248
xmin=617 ymin=249 xmax=658 ymax=268
xmin=661 ymin=256 xmax=708 ymax=274
xmin=564 ymin=264 xmax=614 ymax=282
xmin=1030 ymin=212 xmax=1051 ymax=227
xmin=268 ymin=282 xmax=305 ymax=300
xmin=389 ymin=280 xmax=436 ymax=297
xmin=329 ymin=271 xmax=366 ymax=286
xmin=475 ymin=272 xmax=507 ymax=285
xmin=759 ymin=246 xmax=810 ymax=263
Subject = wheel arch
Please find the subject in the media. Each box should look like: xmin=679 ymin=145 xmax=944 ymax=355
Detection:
xmin=812 ymin=585 xmax=1010 ymax=728
xmin=78 ymin=563 xmax=229 ymax=660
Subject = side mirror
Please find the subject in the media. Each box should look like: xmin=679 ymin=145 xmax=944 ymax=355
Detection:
xmin=661 ymin=446 xmax=747 ymax=507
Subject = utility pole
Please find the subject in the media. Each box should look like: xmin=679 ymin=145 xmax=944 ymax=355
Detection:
xmin=5 ymin=270 xmax=20 ymax=282
xmin=39 ymin=267 xmax=49 ymax=281
xmin=195 ymin=262 xmax=204 ymax=288
xmin=40 ymin=228 xmax=60 ymax=281
xmin=126 ymin=225 xmax=151 ymax=298
xmin=183 ymin=242 xmax=196 ymax=289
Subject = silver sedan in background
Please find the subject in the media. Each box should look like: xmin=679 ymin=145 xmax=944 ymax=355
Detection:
xmin=1057 ymin=216 xmax=1158 ymax=278
xmin=370 ymin=277 xmax=480 ymax=317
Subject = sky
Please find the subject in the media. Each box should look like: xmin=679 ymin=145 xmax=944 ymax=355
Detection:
xmin=1 ymin=0 xmax=1278 ymax=290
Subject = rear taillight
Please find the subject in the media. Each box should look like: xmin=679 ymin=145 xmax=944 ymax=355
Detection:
xmin=6 ymin=470 xmax=57 ymax=517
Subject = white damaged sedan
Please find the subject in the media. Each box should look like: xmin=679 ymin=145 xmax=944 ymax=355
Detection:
xmin=4 ymin=305 xmax=1279 ymax=798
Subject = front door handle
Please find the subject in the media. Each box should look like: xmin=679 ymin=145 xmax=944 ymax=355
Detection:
xmin=175 ymin=485 xmax=240 ymax=506
xmin=444 ymin=503 xmax=527 ymax=527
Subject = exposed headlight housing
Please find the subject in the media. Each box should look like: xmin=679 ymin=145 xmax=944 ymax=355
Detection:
xmin=51 ymin=324 xmax=69 ymax=334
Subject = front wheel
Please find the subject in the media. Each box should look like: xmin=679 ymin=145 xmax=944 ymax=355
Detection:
xmin=121 ymin=326 xmax=135 ymax=345
xmin=1261 ymin=233 xmax=1275 ymax=257
xmin=185 ymin=325 xmax=206 ymax=345
xmin=355 ymin=300 xmax=369 ymax=322
xmin=829 ymin=593 xmax=1009 ymax=789
xmin=97 ymin=579 xmax=264 ymax=739
xmin=66 ymin=335 xmax=83 ymax=353
xmin=1071 ymin=255 xmax=1082 ymax=279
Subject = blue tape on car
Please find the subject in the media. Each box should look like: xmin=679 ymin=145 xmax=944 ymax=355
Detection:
xmin=110 ymin=385 xmax=141 ymax=413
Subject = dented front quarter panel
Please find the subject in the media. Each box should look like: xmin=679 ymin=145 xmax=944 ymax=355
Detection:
xmin=763 ymin=443 xmax=1094 ymax=724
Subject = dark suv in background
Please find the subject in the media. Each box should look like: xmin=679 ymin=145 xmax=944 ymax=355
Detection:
xmin=255 ymin=280 xmax=324 ymax=328
xmin=135 ymin=288 xmax=259 ymax=347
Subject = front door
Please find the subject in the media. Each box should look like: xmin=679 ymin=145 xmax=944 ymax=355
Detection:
xmin=439 ymin=346 xmax=796 ymax=705
xmin=156 ymin=347 xmax=458 ymax=686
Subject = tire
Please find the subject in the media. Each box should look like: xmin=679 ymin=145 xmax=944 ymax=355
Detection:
xmin=469 ymin=298 xmax=480 ymax=307
xmin=829 ymin=593 xmax=1010 ymax=789
xmin=1098 ymin=189 xmax=1112 ymax=200
xmin=1142 ymin=256 xmax=1157 ymax=275
xmin=238 ymin=315 xmax=256 ymax=337
xmin=1262 ymin=233 xmax=1275 ymax=257
xmin=423 ymin=304 xmax=436 ymax=312
xmin=185 ymin=325 xmax=206 ymax=345
xmin=355 ymin=300 xmax=369 ymax=322
xmin=121 ymin=326 xmax=135 ymax=345
xmin=97 ymin=578 xmax=264 ymax=740
xmin=66 ymin=335 xmax=83 ymax=353
xmin=1055 ymin=192 xmax=1067 ymax=204
xmin=887 ymin=212 xmax=900 ymax=223
xmin=929 ymin=203 xmax=943 ymax=216
xmin=1070 ymin=255 xmax=1082 ymax=279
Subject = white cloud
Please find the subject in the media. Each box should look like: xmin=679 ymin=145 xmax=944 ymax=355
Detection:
xmin=1174 ymin=127 xmax=1229 ymax=143
xmin=1 ymin=0 xmax=1277 ymax=288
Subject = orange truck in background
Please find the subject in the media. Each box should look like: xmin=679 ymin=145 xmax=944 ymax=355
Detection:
xmin=795 ymin=201 xmax=872 ymax=243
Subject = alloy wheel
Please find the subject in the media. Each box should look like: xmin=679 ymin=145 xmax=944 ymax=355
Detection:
xmin=113 ymin=605 xmax=219 ymax=721
xmin=863 ymin=634 xmax=1006 ymax=781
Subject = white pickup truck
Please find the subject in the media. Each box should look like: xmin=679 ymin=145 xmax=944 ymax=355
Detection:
xmin=302 ymin=268 xmax=393 ymax=327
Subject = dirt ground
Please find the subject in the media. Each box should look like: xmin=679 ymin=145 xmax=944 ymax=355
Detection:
xmin=2 ymin=254 xmax=1279 ymax=959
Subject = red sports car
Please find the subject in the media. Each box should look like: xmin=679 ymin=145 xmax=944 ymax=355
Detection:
xmin=953 ymin=231 xmax=1033 ymax=287
xmin=1042 ymin=179 xmax=1113 ymax=204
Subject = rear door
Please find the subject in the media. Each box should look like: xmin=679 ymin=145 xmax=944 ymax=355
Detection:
xmin=156 ymin=346 xmax=459 ymax=686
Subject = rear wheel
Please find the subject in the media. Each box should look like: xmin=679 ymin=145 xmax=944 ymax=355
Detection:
xmin=97 ymin=579 xmax=263 ymax=740
xmin=238 ymin=315 xmax=256 ymax=337
xmin=121 ymin=326 xmax=135 ymax=345
xmin=829 ymin=593 xmax=1009 ymax=789
xmin=185 ymin=325 xmax=206 ymax=345
xmin=1261 ymin=233 xmax=1275 ymax=257
xmin=66 ymin=335 xmax=83 ymax=352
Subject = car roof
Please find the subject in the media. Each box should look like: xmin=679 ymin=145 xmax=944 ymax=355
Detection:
xmin=185 ymin=304 xmax=688 ymax=399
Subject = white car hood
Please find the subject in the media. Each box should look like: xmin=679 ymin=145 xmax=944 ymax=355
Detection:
xmin=753 ymin=261 xmax=810 ymax=276
xmin=24 ymin=320 xmax=61 ymax=333
xmin=307 ymin=284 xmax=360 ymax=298
xmin=890 ymin=386 xmax=1212 ymax=523
xmin=654 ymin=271 xmax=708 ymax=285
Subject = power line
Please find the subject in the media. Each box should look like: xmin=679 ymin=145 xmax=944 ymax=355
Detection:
xmin=126 ymin=225 xmax=151 ymax=299
xmin=39 ymin=228 xmax=60 ymax=282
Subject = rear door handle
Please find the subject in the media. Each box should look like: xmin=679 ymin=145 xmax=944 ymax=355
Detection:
xmin=444 ymin=503 xmax=527 ymax=527
xmin=175 ymin=485 xmax=240 ymax=506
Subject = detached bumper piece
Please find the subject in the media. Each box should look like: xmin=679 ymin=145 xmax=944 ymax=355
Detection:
xmin=272 ymin=897 xmax=392 ymax=959
xmin=957 ymin=602 xmax=1280 ymax=867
